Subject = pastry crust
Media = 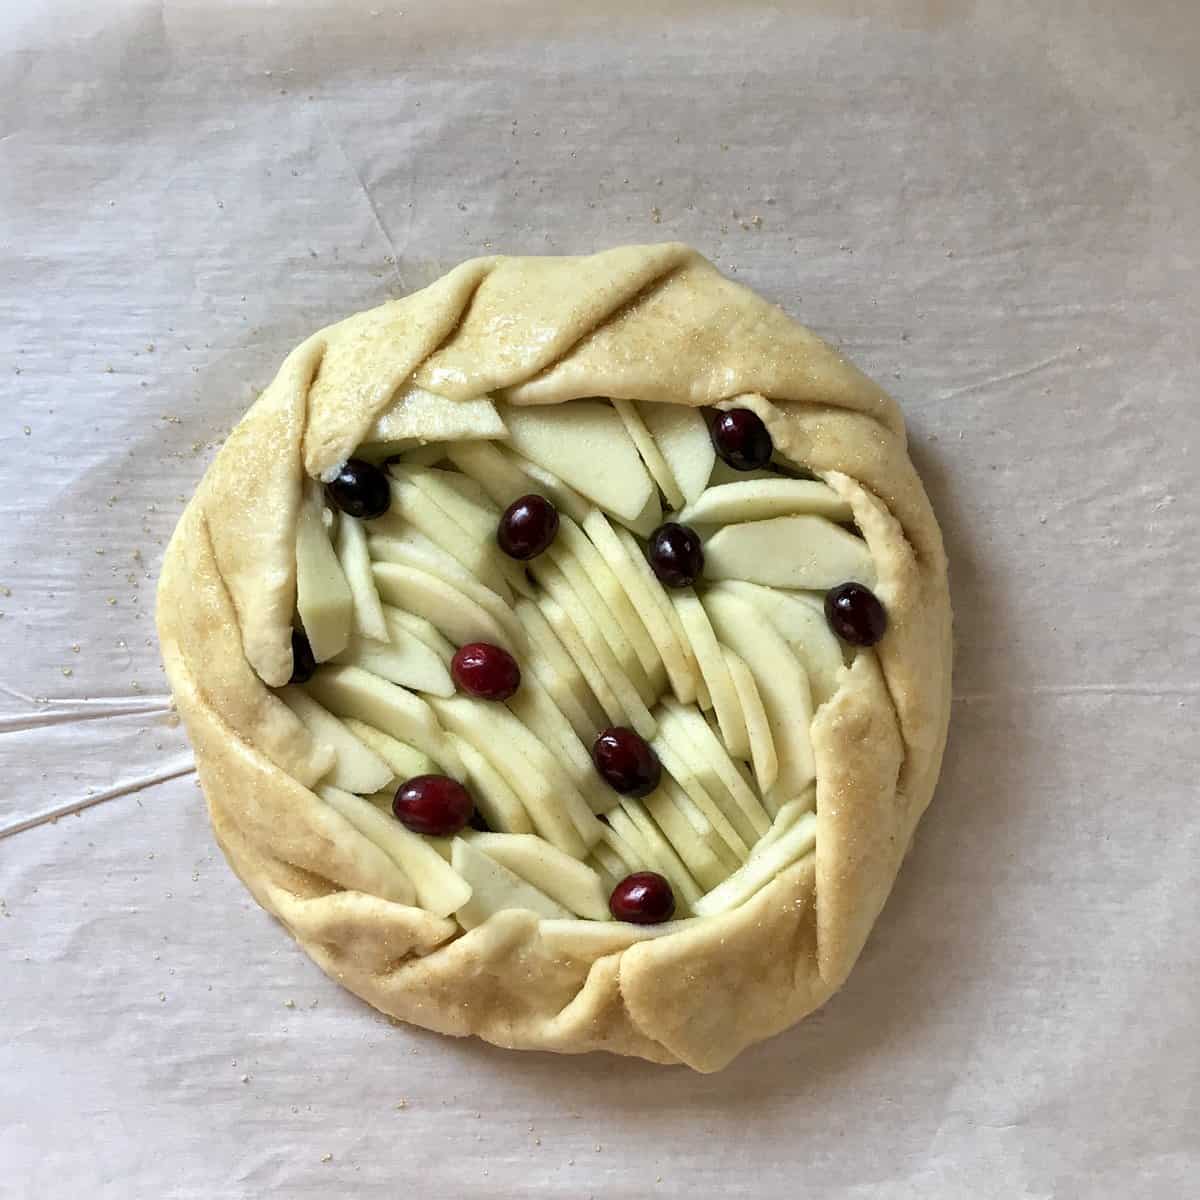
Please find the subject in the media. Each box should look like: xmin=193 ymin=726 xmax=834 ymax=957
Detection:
xmin=156 ymin=244 xmax=951 ymax=1072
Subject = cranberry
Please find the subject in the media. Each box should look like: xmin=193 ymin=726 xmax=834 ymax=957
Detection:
xmin=498 ymin=494 xmax=559 ymax=560
xmin=592 ymin=727 xmax=662 ymax=797
xmin=451 ymin=642 xmax=521 ymax=701
xmin=610 ymin=872 xmax=675 ymax=924
xmin=647 ymin=522 xmax=704 ymax=588
xmin=325 ymin=458 xmax=391 ymax=520
xmin=824 ymin=582 xmax=887 ymax=646
xmin=289 ymin=628 xmax=317 ymax=684
xmin=711 ymin=408 xmax=773 ymax=471
xmin=392 ymin=775 xmax=474 ymax=836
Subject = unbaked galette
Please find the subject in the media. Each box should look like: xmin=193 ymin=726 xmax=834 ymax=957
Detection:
xmin=157 ymin=244 xmax=951 ymax=1072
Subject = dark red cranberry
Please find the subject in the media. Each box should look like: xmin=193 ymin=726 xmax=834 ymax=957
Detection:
xmin=647 ymin=522 xmax=704 ymax=588
xmin=325 ymin=458 xmax=391 ymax=520
xmin=289 ymin=628 xmax=317 ymax=684
xmin=392 ymin=775 xmax=474 ymax=836
xmin=592 ymin=727 xmax=662 ymax=797
xmin=451 ymin=642 xmax=521 ymax=701
xmin=824 ymin=582 xmax=887 ymax=646
xmin=610 ymin=872 xmax=675 ymax=924
xmin=498 ymin=494 xmax=559 ymax=560
xmin=711 ymin=408 xmax=773 ymax=471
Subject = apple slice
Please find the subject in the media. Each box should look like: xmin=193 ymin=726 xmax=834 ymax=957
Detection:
xmin=333 ymin=514 xmax=389 ymax=642
xmin=369 ymin=383 xmax=508 ymax=443
xmin=704 ymin=514 xmax=876 ymax=590
xmin=304 ymin=664 xmax=463 ymax=778
xmin=368 ymin=532 xmax=523 ymax=649
xmin=383 ymin=606 xmax=455 ymax=664
xmin=536 ymin=595 xmax=627 ymax=729
xmin=702 ymin=586 xmax=816 ymax=809
xmin=530 ymin=564 xmax=656 ymax=740
xmin=446 ymin=734 xmax=533 ymax=835
xmin=464 ymin=832 xmax=610 ymax=921
xmin=355 ymin=441 xmax=446 ymax=467
xmin=581 ymin=511 xmax=696 ymax=704
xmin=372 ymin=562 xmax=516 ymax=653
xmin=692 ymin=812 xmax=817 ymax=918
xmin=749 ymin=792 xmax=815 ymax=860
xmin=721 ymin=647 xmax=778 ymax=792
xmin=642 ymin=785 xmax=732 ymax=893
xmin=318 ymin=786 xmax=471 ymax=915
xmin=452 ymin=837 xmax=571 ymax=929
xmin=341 ymin=717 xmax=436 ymax=779
xmin=506 ymin=674 xmax=614 ymax=816
xmin=555 ymin=516 xmax=663 ymax=686
xmin=612 ymin=398 xmax=685 ymax=510
xmin=677 ymin=478 xmax=853 ymax=526
xmin=670 ymin=592 xmax=750 ymax=758
xmin=277 ymin=686 xmax=394 ymax=795
xmin=608 ymin=802 xmax=701 ymax=909
xmin=295 ymin=482 xmax=353 ymax=662
xmin=377 ymin=475 xmax=513 ymax=602
xmin=332 ymin=629 xmax=454 ymax=697
xmin=430 ymin=696 xmax=595 ymax=858
xmin=637 ymin=401 xmax=714 ymax=505
xmin=496 ymin=448 xmax=593 ymax=524
xmin=513 ymin=598 xmax=607 ymax=738
xmin=659 ymin=699 xmax=771 ymax=839
xmin=709 ymin=461 xmax=779 ymax=487
xmin=625 ymin=488 xmax=664 ymax=538
xmin=499 ymin=400 xmax=655 ymax=522
xmin=660 ymin=778 xmax=742 ymax=874
xmin=716 ymin=581 xmax=845 ymax=707
xmin=310 ymin=786 xmax=416 ymax=905
xmin=649 ymin=733 xmax=749 ymax=862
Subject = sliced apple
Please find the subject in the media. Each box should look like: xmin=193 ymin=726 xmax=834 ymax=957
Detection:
xmin=277 ymin=686 xmax=393 ymax=794
xmin=295 ymin=482 xmax=353 ymax=662
xmin=383 ymin=606 xmax=455 ymax=664
xmin=536 ymin=595 xmax=627 ymax=729
xmin=371 ymin=562 xmax=515 ymax=654
xmin=304 ymin=664 xmax=463 ymax=778
xmin=717 ymin=580 xmax=845 ymax=707
xmin=704 ymin=514 xmax=876 ymax=590
xmin=310 ymin=786 xmax=416 ymax=905
xmin=625 ymin=488 xmax=664 ymax=538
xmin=464 ymin=832 xmax=610 ymax=921
xmin=332 ymin=628 xmax=454 ymax=697
xmin=452 ymin=837 xmax=571 ymax=929
xmin=355 ymin=441 xmax=446 ymax=467
xmin=499 ymin=400 xmax=653 ymax=523
xmin=660 ymin=778 xmax=742 ymax=875
xmin=368 ymin=533 xmax=522 ymax=649
xmin=619 ymin=798 xmax=705 ymax=907
xmin=333 ymin=514 xmax=389 ymax=642
xmin=555 ymin=515 xmax=663 ymax=686
xmin=677 ymin=478 xmax=852 ymax=527
xmin=395 ymin=464 xmax=500 ymax=538
xmin=637 ymin=401 xmax=714 ymax=505
xmin=446 ymin=734 xmax=533 ymax=835
xmin=431 ymin=696 xmax=594 ymax=858
xmin=702 ymin=586 xmax=816 ymax=809
xmin=580 ymin=512 xmax=696 ymax=704
xmin=721 ymin=646 xmax=778 ymax=792
xmin=749 ymin=791 xmax=815 ymax=860
xmin=496 ymin=448 xmax=593 ymax=523
xmin=341 ymin=717 xmax=436 ymax=779
xmin=608 ymin=802 xmax=700 ymax=909
xmin=659 ymin=699 xmax=771 ymax=839
xmin=369 ymin=383 xmax=508 ymax=443
xmin=513 ymin=598 xmax=607 ymax=738
xmin=649 ymin=733 xmax=749 ymax=862
xmin=530 ymin=564 xmax=656 ymax=740
xmin=445 ymin=439 xmax=537 ymax=507
xmin=642 ymin=785 xmax=731 ymax=893
xmin=612 ymin=398 xmax=684 ymax=510
xmin=670 ymin=592 xmax=750 ymax=759
xmin=589 ymin=839 xmax=629 ymax=887
xmin=692 ymin=812 xmax=817 ymax=918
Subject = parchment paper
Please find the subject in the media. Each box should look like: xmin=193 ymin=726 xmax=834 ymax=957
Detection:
xmin=2 ymin=1 xmax=1197 ymax=1196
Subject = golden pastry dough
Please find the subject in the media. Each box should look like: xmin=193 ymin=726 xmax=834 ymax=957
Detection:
xmin=156 ymin=244 xmax=951 ymax=1072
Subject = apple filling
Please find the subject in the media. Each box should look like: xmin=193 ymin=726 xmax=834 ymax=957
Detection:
xmin=278 ymin=393 xmax=881 ymax=929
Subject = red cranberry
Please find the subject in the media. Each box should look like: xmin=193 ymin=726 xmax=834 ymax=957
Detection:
xmin=325 ymin=457 xmax=391 ymax=520
xmin=289 ymin=628 xmax=317 ymax=684
xmin=824 ymin=582 xmax=887 ymax=646
xmin=592 ymin=727 xmax=662 ymax=797
xmin=647 ymin=522 xmax=704 ymax=588
xmin=610 ymin=872 xmax=675 ymax=924
xmin=451 ymin=642 xmax=521 ymax=701
xmin=711 ymin=408 xmax=773 ymax=471
xmin=392 ymin=775 xmax=474 ymax=836
xmin=498 ymin=494 xmax=559 ymax=560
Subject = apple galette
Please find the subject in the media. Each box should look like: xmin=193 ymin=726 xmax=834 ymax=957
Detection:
xmin=157 ymin=244 xmax=952 ymax=1071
